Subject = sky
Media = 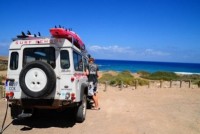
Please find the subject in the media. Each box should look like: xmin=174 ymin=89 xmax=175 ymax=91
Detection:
xmin=0 ymin=0 xmax=200 ymax=63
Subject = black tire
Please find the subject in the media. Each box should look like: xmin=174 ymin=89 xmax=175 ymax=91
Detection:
xmin=19 ymin=61 xmax=56 ymax=98
xmin=76 ymin=94 xmax=87 ymax=123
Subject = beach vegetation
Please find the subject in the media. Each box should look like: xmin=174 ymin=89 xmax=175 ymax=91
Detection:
xmin=177 ymin=74 xmax=200 ymax=85
xmin=139 ymin=71 xmax=200 ymax=85
xmin=137 ymin=71 xmax=150 ymax=77
xmin=98 ymin=73 xmax=114 ymax=83
xmin=140 ymin=71 xmax=180 ymax=81
xmin=99 ymin=71 xmax=149 ymax=86
xmin=0 ymin=64 xmax=7 ymax=71
xmin=135 ymin=78 xmax=149 ymax=86
xmin=99 ymin=70 xmax=200 ymax=86
xmin=0 ymin=75 xmax=6 ymax=85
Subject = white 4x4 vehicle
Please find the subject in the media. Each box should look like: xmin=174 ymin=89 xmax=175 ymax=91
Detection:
xmin=6 ymin=34 xmax=89 ymax=122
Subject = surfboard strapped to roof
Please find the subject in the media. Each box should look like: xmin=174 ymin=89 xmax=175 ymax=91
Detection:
xmin=13 ymin=31 xmax=42 ymax=41
xmin=49 ymin=26 xmax=85 ymax=50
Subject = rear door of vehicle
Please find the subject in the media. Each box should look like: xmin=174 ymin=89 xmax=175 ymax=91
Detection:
xmin=59 ymin=48 xmax=73 ymax=100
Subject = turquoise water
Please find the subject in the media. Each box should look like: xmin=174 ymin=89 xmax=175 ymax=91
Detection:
xmin=95 ymin=59 xmax=200 ymax=74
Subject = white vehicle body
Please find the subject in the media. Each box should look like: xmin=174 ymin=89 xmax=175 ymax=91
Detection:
xmin=6 ymin=37 xmax=89 ymax=122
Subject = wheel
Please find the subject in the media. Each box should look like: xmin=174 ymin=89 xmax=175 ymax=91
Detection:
xmin=19 ymin=61 xmax=56 ymax=98
xmin=76 ymin=94 xmax=87 ymax=123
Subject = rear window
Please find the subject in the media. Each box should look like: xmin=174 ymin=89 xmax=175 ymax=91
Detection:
xmin=10 ymin=52 xmax=19 ymax=70
xmin=23 ymin=47 xmax=56 ymax=68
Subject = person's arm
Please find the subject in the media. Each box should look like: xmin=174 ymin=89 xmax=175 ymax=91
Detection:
xmin=96 ymin=65 xmax=99 ymax=78
xmin=85 ymin=64 xmax=89 ymax=76
xmin=97 ymin=71 xmax=99 ymax=78
xmin=86 ymin=68 xmax=89 ymax=76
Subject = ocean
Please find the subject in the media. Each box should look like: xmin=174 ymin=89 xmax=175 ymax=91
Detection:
xmin=95 ymin=59 xmax=200 ymax=74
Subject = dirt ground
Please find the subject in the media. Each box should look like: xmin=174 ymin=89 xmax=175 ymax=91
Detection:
xmin=1 ymin=84 xmax=200 ymax=134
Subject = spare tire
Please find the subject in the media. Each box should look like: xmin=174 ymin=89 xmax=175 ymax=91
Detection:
xmin=19 ymin=61 xmax=56 ymax=98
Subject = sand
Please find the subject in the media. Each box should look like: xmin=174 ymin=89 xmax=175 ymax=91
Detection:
xmin=1 ymin=71 xmax=200 ymax=134
xmin=0 ymin=84 xmax=200 ymax=134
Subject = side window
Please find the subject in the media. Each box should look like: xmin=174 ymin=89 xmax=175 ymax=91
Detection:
xmin=60 ymin=50 xmax=70 ymax=69
xmin=10 ymin=52 xmax=19 ymax=70
xmin=73 ymin=51 xmax=83 ymax=71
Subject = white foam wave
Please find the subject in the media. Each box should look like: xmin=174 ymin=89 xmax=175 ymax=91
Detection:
xmin=98 ymin=64 xmax=110 ymax=67
xmin=175 ymin=72 xmax=200 ymax=75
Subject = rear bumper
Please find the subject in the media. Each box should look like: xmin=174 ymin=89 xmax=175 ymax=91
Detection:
xmin=8 ymin=99 xmax=79 ymax=109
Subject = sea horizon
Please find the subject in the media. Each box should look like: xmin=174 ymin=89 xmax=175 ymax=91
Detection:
xmin=95 ymin=59 xmax=200 ymax=74
xmin=96 ymin=58 xmax=200 ymax=64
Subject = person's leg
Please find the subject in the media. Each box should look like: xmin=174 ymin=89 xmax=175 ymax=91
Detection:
xmin=90 ymin=82 xmax=100 ymax=110
xmin=92 ymin=86 xmax=100 ymax=110
xmin=92 ymin=93 xmax=99 ymax=109
xmin=88 ymin=82 xmax=94 ymax=96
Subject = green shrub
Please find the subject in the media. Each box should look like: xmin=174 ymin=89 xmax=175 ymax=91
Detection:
xmin=178 ymin=74 xmax=200 ymax=81
xmin=136 ymin=78 xmax=149 ymax=86
xmin=137 ymin=71 xmax=150 ymax=77
xmin=99 ymin=71 xmax=134 ymax=85
xmin=178 ymin=74 xmax=200 ymax=85
xmin=114 ymin=71 xmax=134 ymax=85
xmin=142 ymin=71 xmax=180 ymax=81
xmin=99 ymin=73 xmax=114 ymax=83
xmin=100 ymin=71 xmax=200 ymax=86
xmin=117 ymin=70 xmax=133 ymax=78
xmin=99 ymin=71 xmax=149 ymax=86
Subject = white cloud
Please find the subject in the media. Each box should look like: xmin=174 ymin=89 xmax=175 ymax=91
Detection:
xmin=88 ymin=45 xmax=136 ymax=60
xmin=87 ymin=45 xmax=172 ymax=61
xmin=143 ymin=49 xmax=170 ymax=56
xmin=89 ymin=45 xmax=132 ymax=53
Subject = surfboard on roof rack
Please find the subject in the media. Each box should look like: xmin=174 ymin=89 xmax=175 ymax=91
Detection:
xmin=13 ymin=31 xmax=42 ymax=41
xmin=49 ymin=27 xmax=85 ymax=50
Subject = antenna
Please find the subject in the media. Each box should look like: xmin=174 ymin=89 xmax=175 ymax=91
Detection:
xmin=38 ymin=32 xmax=41 ymax=36
xmin=55 ymin=25 xmax=57 ymax=28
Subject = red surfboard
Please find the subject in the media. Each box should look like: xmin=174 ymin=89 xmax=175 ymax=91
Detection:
xmin=50 ymin=28 xmax=85 ymax=50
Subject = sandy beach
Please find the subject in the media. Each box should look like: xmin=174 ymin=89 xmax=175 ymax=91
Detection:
xmin=0 ymin=83 xmax=200 ymax=134
xmin=1 ymin=71 xmax=200 ymax=134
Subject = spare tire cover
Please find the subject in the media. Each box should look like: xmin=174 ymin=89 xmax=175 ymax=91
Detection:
xmin=19 ymin=61 xmax=56 ymax=98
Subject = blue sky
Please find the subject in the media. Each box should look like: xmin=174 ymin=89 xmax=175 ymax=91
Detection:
xmin=0 ymin=0 xmax=200 ymax=63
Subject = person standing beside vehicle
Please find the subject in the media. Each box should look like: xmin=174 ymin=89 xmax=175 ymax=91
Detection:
xmin=86 ymin=58 xmax=100 ymax=110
